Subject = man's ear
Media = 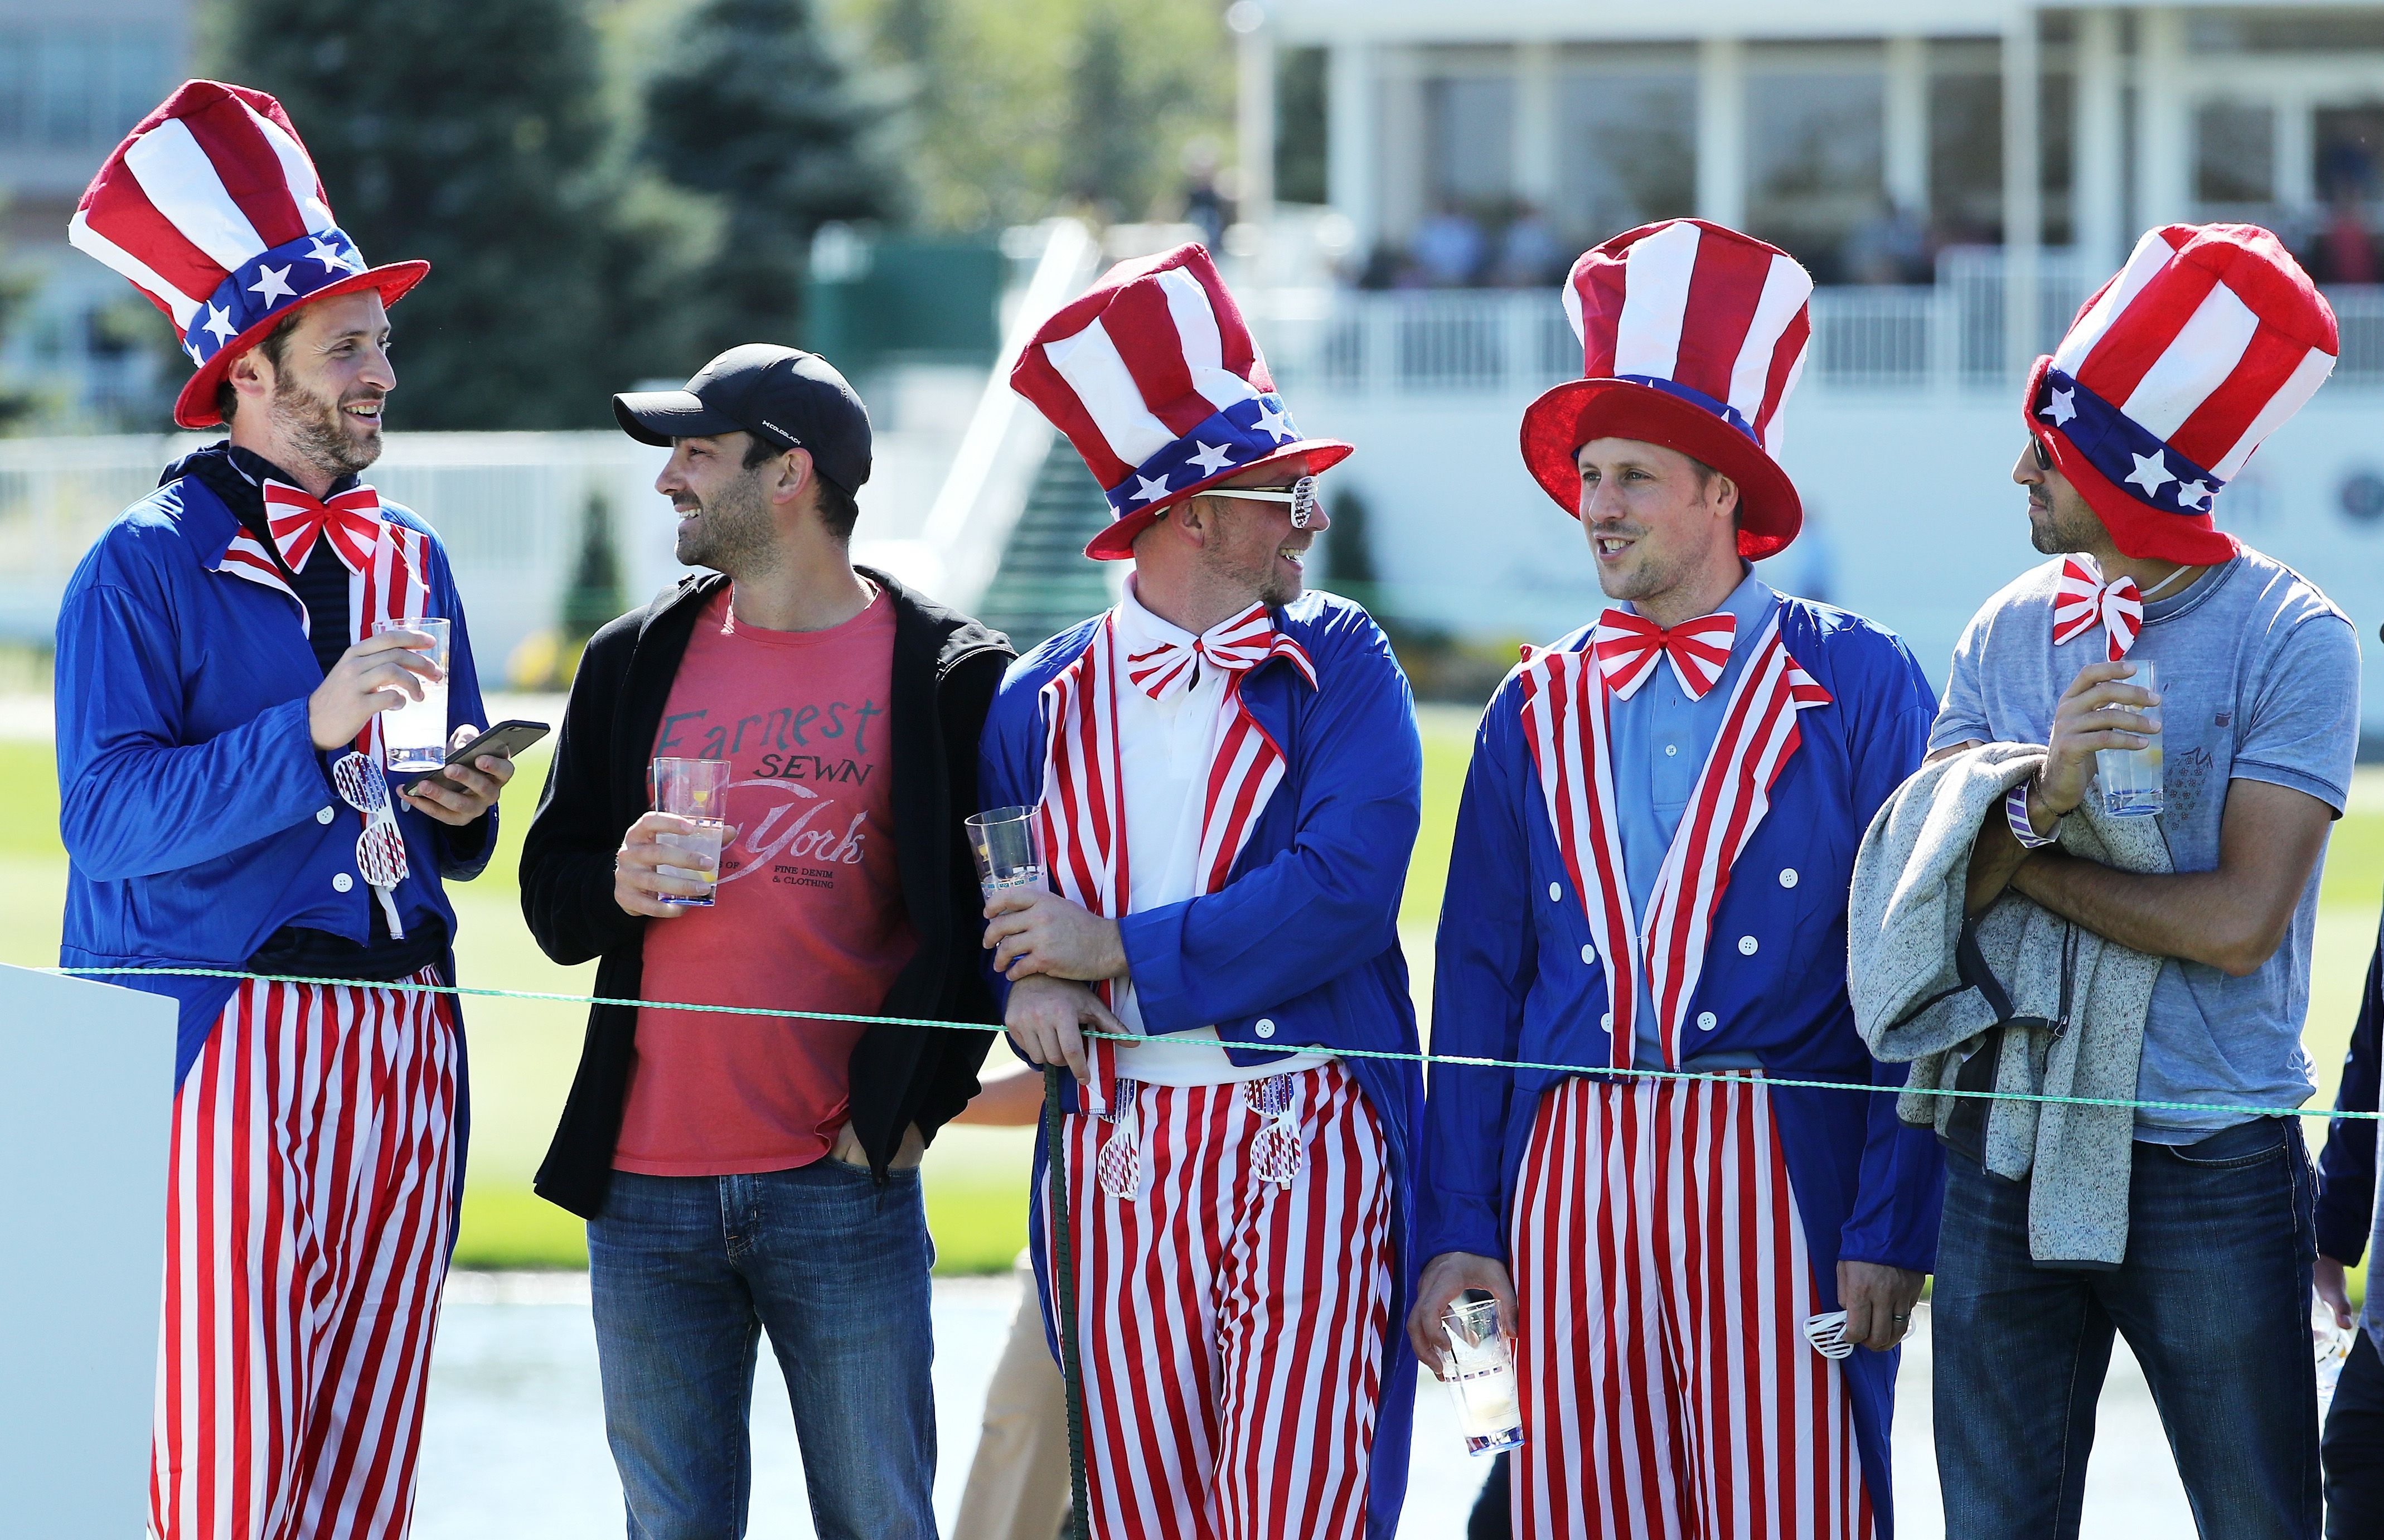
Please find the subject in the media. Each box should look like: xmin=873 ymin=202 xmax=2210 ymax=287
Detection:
xmin=225 ymin=346 xmax=274 ymax=412
xmin=769 ymin=447 xmax=816 ymax=507
xmin=1170 ymin=497 xmax=1212 ymax=549
xmin=1711 ymin=472 xmax=1741 ymax=520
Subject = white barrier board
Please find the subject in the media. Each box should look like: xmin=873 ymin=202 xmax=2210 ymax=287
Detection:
xmin=0 ymin=965 xmax=174 ymax=1535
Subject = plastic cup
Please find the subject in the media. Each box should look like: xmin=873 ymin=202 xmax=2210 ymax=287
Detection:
xmin=1440 ymin=1290 xmax=1524 ymax=1455
xmin=650 ymin=757 xmax=731 ymax=907
xmin=372 ymin=617 xmax=450 ymax=773
xmin=2094 ymin=658 xmax=2163 ymax=817
xmin=967 ymin=806 xmax=1046 ymax=899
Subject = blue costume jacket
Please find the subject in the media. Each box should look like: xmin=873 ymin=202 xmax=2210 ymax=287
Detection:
xmin=54 ymin=467 xmax=494 ymax=1089
xmin=1421 ymin=595 xmax=1944 ymax=1531
xmin=978 ymin=589 xmax=1424 ymax=1539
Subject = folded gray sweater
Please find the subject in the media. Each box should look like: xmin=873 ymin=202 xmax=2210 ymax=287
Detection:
xmin=1849 ymin=743 xmax=2171 ymax=1267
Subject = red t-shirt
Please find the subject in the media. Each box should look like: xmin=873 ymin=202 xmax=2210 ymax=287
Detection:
xmin=614 ymin=586 xmax=915 ymax=1175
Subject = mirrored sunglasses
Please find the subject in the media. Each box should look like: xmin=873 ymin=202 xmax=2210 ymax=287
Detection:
xmin=331 ymin=750 xmax=411 ymax=890
xmin=2029 ymin=435 xmax=2054 ymax=473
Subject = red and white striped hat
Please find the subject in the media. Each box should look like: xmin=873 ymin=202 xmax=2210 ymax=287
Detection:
xmin=2028 ymin=224 xmax=2337 ymax=566
xmin=1011 ymin=243 xmax=1351 ymax=561
xmin=69 ymin=80 xmax=428 ymax=430
xmin=1521 ymin=219 xmax=1813 ymax=558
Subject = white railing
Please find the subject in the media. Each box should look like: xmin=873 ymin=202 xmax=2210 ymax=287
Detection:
xmin=1250 ymin=270 xmax=2384 ymax=399
xmin=0 ymin=432 xmax=674 ymax=667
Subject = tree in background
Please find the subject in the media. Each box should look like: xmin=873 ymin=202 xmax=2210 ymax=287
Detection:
xmin=559 ymin=488 xmax=628 ymax=643
xmin=641 ymin=0 xmax=901 ymax=357
xmin=850 ymin=0 xmax=1233 ymax=231
xmin=214 ymin=0 xmax=698 ymax=428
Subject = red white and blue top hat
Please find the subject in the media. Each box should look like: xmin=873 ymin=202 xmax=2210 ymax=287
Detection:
xmin=1011 ymin=243 xmax=1352 ymax=561
xmin=1522 ymin=219 xmax=1813 ymax=559
xmin=68 ymin=80 xmax=428 ymax=430
xmin=2028 ymin=224 xmax=2336 ymax=566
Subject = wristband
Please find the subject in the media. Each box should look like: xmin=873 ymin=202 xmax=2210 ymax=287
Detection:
xmin=2007 ymin=783 xmax=2058 ymax=849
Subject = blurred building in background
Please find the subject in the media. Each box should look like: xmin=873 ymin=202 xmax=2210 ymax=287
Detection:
xmin=0 ymin=0 xmax=188 ymax=428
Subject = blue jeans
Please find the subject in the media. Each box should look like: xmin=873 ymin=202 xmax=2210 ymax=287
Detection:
xmin=587 ymin=1163 xmax=938 ymax=1540
xmin=1932 ymin=1117 xmax=2320 ymax=1539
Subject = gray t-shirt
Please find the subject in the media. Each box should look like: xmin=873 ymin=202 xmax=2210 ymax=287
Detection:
xmin=1930 ymin=549 xmax=2361 ymax=1141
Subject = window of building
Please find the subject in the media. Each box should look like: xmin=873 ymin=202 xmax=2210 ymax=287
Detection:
xmin=0 ymin=25 xmax=171 ymax=150
xmin=2188 ymin=9 xmax=2384 ymax=53
xmin=2194 ymin=100 xmax=2278 ymax=207
xmin=1745 ymin=46 xmax=1887 ymax=285
xmin=1424 ymin=73 xmax=1516 ymax=209
xmin=1277 ymin=47 xmax=1329 ymax=206
xmin=1554 ymin=64 xmax=1697 ymax=248
xmin=1930 ymin=57 xmax=2003 ymax=246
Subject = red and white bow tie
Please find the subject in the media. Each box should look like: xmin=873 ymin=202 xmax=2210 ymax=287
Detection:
xmin=1592 ymin=608 xmax=1737 ymax=701
xmin=2051 ymin=555 xmax=2143 ymax=661
xmin=262 ymin=479 xmax=382 ymax=574
xmin=1126 ymin=603 xmax=1291 ymax=703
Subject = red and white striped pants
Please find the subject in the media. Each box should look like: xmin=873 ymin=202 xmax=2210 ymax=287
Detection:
xmin=150 ymin=968 xmax=461 ymax=1540
xmin=1041 ymin=1061 xmax=1392 ymax=1540
xmin=1510 ymin=1074 xmax=1873 ymax=1540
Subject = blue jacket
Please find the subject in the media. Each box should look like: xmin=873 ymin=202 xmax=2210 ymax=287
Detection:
xmin=54 ymin=469 xmax=494 ymax=1087
xmin=978 ymin=589 xmax=1424 ymax=1539
xmin=1421 ymin=595 xmax=1944 ymax=1533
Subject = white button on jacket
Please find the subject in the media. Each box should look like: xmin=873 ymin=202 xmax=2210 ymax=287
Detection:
xmin=316 ymin=806 xmax=336 ymax=825
xmin=1253 ymin=1018 xmax=1276 ymax=1039
xmin=1738 ymin=935 xmax=1758 ymax=955
xmin=331 ymin=873 xmax=353 ymax=893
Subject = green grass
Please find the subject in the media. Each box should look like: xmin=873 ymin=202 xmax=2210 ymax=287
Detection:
xmin=11 ymin=735 xmax=2384 ymax=1278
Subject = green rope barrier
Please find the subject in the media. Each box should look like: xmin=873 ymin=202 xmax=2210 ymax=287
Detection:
xmin=43 ymin=965 xmax=2380 ymax=1123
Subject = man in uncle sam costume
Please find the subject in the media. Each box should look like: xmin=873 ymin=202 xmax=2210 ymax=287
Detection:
xmin=1413 ymin=219 xmax=1946 ymax=1540
xmin=54 ymin=81 xmax=517 ymax=1540
xmin=977 ymin=242 xmax=1426 ymax=1539
xmin=1924 ymin=225 xmax=2356 ymax=1537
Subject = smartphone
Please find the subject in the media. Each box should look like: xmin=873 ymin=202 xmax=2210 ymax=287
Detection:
xmin=399 ymin=719 xmax=551 ymax=798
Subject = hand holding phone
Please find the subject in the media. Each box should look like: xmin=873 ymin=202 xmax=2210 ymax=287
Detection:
xmin=398 ymin=719 xmax=550 ymax=800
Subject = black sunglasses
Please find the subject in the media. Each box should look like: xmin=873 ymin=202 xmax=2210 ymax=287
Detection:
xmin=2029 ymin=436 xmax=2054 ymax=473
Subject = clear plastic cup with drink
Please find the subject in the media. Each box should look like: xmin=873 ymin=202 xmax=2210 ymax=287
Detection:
xmin=966 ymin=806 xmax=1046 ymax=899
xmin=2094 ymin=657 xmax=2163 ymax=817
xmin=1440 ymin=1290 xmax=1524 ymax=1455
xmin=650 ymin=757 xmax=732 ymax=907
xmin=371 ymin=617 xmax=450 ymax=773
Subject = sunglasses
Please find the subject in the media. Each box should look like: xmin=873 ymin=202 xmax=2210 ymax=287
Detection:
xmin=1215 ymin=474 xmax=1322 ymax=528
xmin=2029 ymin=436 xmax=2054 ymax=473
xmin=332 ymin=749 xmax=411 ymax=890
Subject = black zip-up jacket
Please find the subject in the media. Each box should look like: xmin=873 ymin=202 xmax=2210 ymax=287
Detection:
xmin=522 ymin=566 xmax=1014 ymax=1217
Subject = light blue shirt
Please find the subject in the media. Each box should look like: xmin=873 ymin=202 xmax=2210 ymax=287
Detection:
xmin=1609 ymin=568 xmax=1777 ymax=1067
xmin=1930 ymin=550 xmax=2360 ymax=1140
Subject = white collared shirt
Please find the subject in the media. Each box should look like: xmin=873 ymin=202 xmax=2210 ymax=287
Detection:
xmin=1107 ymin=577 xmax=1328 ymax=1086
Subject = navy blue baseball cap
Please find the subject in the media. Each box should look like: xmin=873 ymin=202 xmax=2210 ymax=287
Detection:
xmin=614 ymin=343 xmax=872 ymax=493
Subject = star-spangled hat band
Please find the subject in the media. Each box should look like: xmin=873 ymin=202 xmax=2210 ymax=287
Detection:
xmin=180 ymin=226 xmax=376 ymax=369
xmin=1106 ymin=391 xmax=1309 ymax=520
xmin=2031 ymin=366 xmax=2225 ymax=518
xmin=69 ymin=80 xmax=429 ymax=429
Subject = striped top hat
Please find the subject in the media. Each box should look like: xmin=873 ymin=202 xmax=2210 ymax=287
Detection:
xmin=1011 ymin=243 xmax=1351 ymax=561
xmin=2028 ymin=224 xmax=2337 ymax=566
xmin=69 ymin=80 xmax=428 ymax=430
xmin=1521 ymin=219 xmax=1813 ymax=559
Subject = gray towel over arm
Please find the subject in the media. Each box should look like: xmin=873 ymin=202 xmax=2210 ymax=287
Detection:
xmin=1849 ymin=743 xmax=2170 ymax=1267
